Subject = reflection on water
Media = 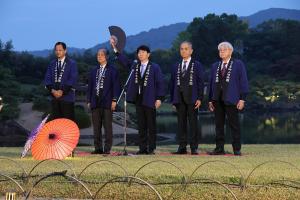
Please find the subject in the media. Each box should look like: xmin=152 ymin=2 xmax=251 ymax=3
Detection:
xmin=156 ymin=111 xmax=300 ymax=144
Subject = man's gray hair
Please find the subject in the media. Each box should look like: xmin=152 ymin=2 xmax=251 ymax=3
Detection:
xmin=97 ymin=48 xmax=109 ymax=59
xmin=218 ymin=41 xmax=234 ymax=51
xmin=180 ymin=41 xmax=193 ymax=49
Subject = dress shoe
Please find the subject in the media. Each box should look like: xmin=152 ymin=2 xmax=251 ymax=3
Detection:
xmin=234 ymin=150 xmax=241 ymax=156
xmin=191 ymin=149 xmax=199 ymax=155
xmin=148 ymin=150 xmax=155 ymax=155
xmin=91 ymin=150 xmax=103 ymax=154
xmin=173 ymin=148 xmax=187 ymax=154
xmin=103 ymin=150 xmax=110 ymax=155
xmin=136 ymin=150 xmax=148 ymax=155
xmin=208 ymin=148 xmax=225 ymax=155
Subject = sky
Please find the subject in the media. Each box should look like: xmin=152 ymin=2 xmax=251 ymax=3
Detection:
xmin=0 ymin=0 xmax=299 ymax=51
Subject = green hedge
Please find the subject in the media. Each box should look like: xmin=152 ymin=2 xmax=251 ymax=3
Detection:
xmin=74 ymin=107 xmax=91 ymax=129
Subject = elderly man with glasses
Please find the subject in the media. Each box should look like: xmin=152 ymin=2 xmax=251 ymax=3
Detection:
xmin=208 ymin=41 xmax=249 ymax=156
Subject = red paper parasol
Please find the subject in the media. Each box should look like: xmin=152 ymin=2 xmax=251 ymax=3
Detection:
xmin=31 ymin=118 xmax=79 ymax=160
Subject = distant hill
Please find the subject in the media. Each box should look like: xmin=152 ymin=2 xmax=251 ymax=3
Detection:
xmin=28 ymin=8 xmax=300 ymax=57
xmin=241 ymin=8 xmax=300 ymax=27
xmin=28 ymin=47 xmax=85 ymax=58
xmin=89 ymin=22 xmax=189 ymax=53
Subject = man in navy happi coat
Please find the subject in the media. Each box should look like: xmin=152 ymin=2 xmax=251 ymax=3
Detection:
xmin=208 ymin=41 xmax=249 ymax=156
xmin=87 ymin=48 xmax=121 ymax=154
xmin=110 ymin=37 xmax=165 ymax=155
xmin=44 ymin=42 xmax=78 ymax=121
xmin=170 ymin=41 xmax=204 ymax=155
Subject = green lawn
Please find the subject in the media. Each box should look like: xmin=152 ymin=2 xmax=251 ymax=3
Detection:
xmin=1 ymin=144 xmax=300 ymax=199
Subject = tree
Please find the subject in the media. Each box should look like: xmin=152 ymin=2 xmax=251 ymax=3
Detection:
xmin=0 ymin=65 xmax=21 ymax=120
xmin=172 ymin=13 xmax=249 ymax=67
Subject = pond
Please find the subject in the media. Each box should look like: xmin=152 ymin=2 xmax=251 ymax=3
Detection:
xmin=155 ymin=111 xmax=300 ymax=144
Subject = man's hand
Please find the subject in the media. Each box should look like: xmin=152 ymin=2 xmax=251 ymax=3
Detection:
xmin=155 ymin=100 xmax=161 ymax=109
xmin=51 ymin=89 xmax=58 ymax=98
xmin=194 ymin=100 xmax=201 ymax=109
xmin=208 ymin=102 xmax=215 ymax=112
xmin=52 ymin=89 xmax=63 ymax=99
xmin=237 ymin=100 xmax=245 ymax=110
xmin=111 ymin=101 xmax=117 ymax=111
xmin=87 ymin=103 xmax=91 ymax=110
xmin=56 ymin=90 xmax=63 ymax=98
xmin=110 ymin=36 xmax=117 ymax=50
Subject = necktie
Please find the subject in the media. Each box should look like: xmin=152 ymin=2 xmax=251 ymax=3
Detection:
xmin=140 ymin=64 xmax=146 ymax=77
xmin=182 ymin=61 xmax=187 ymax=76
xmin=221 ymin=63 xmax=227 ymax=77
xmin=58 ymin=60 xmax=62 ymax=73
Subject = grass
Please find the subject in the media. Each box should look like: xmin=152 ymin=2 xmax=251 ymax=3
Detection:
xmin=1 ymin=144 xmax=300 ymax=199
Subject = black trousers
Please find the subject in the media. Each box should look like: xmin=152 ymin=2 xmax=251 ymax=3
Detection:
xmin=136 ymin=105 xmax=157 ymax=152
xmin=213 ymin=100 xmax=241 ymax=151
xmin=51 ymin=99 xmax=75 ymax=121
xmin=91 ymin=107 xmax=113 ymax=152
xmin=176 ymin=93 xmax=199 ymax=150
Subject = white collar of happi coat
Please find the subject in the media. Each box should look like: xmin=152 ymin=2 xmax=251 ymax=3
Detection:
xmin=176 ymin=57 xmax=195 ymax=86
xmin=215 ymin=58 xmax=234 ymax=83
xmin=54 ymin=56 xmax=67 ymax=83
xmin=135 ymin=60 xmax=151 ymax=86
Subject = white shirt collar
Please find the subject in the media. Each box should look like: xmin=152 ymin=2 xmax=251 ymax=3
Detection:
xmin=182 ymin=57 xmax=191 ymax=65
xmin=58 ymin=56 xmax=66 ymax=63
xmin=182 ymin=57 xmax=191 ymax=70
xmin=100 ymin=63 xmax=107 ymax=68
xmin=141 ymin=60 xmax=149 ymax=66
xmin=222 ymin=57 xmax=231 ymax=65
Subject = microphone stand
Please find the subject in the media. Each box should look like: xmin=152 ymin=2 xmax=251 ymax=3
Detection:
xmin=117 ymin=69 xmax=134 ymax=156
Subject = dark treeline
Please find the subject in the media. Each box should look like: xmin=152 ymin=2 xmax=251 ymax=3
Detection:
xmin=1 ymin=13 xmax=300 ymax=121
